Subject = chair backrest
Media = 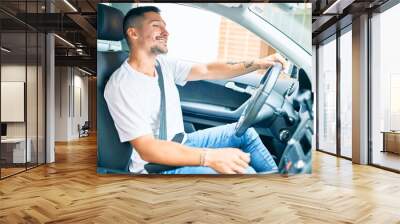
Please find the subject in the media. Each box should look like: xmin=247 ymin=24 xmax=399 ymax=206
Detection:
xmin=82 ymin=121 xmax=89 ymax=129
xmin=97 ymin=4 xmax=131 ymax=174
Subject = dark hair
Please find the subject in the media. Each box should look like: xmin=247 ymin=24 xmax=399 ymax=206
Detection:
xmin=123 ymin=6 xmax=161 ymax=46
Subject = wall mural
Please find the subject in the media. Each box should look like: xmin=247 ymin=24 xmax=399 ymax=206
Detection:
xmin=97 ymin=3 xmax=313 ymax=175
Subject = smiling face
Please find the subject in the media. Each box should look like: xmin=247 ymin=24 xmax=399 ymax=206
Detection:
xmin=129 ymin=11 xmax=169 ymax=55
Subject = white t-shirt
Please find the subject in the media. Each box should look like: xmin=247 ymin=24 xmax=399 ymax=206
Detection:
xmin=104 ymin=55 xmax=192 ymax=173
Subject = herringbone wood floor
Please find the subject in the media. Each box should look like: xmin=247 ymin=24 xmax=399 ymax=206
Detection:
xmin=1 ymin=134 xmax=400 ymax=224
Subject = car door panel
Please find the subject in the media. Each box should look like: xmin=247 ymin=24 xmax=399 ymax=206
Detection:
xmin=178 ymin=72 xmax=263 ymax=120
xmin=178 ymin=81 xmax=251 ymax=112
xmin=181 ymin=101 xmax=247 ymax=121
xmin=178 ymin=73 xmax=260 ymax=133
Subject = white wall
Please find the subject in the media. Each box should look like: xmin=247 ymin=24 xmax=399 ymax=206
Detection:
xmin=1 ymin=65 xmax=25 ymax=133
xmin=1 ymin=64 xmax=46 ymax=164
xmin=55 ymin=67 xmax=69 ymax=141
xmin=1 ymin=65 xmax=40 ymax=138
xmin=71 ymin=73 xmax=89 ymax=139
xmin=312 ymin=45 xmax=316 ymax=150
xmin=1 ymin=82 xmax=25 ymax=122
xmin=55 ymin=67 xmax=89 ymax=141
xmin=1 ymin=65 xmax=26 ymax=145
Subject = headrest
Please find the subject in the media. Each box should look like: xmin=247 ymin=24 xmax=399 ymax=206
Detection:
xmin=97 ymin=4 xmax=124 ymax=41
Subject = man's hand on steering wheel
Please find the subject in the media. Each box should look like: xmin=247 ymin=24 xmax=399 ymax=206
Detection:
xmin=235 ymin=62 xmax=284 ymax=137
xmin=255 ymin=53 xmax=288 ymax=71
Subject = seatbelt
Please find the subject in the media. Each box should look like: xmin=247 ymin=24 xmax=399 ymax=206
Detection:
xmin=155 ymin=61 xmax=167 ymax=140
xmin=144 ymin=61 xmax=181 ymax=174
xmin=155 ymin=61 xmax=184 ymax=142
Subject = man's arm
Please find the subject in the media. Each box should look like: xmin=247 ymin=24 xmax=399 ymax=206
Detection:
xmin=130 ymin=135 xmax=251 ymax=174
xmin=187 ymin=53 xmax=288 ymax=81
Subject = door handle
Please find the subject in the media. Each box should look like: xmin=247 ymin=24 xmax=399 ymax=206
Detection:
xmin=225 ymin=82 xmax=255 ymax=95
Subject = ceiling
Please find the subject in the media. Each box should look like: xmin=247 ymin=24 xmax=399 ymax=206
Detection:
xmin=0 ymin=0 xmax=100 ymax=74
xmin=0 ymin=0 xmax=396 ymax=75
xmin=311 ymin=0 xmax=390 ymax=44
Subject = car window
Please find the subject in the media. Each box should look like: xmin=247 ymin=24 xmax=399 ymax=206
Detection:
xmin=249 ymin=3 xmax=312 ymax=54
xmin=100 ymin=3 xmax=277 ymax=70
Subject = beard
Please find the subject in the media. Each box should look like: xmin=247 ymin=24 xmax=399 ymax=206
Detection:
xmin=150 ymin=45 xmax=168 ymax=55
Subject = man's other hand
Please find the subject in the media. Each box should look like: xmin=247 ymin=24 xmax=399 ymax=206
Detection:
xmin=204 ymin=148 xmax=251 ymax=174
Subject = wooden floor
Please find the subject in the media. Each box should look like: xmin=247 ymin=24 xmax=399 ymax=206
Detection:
xmin=1 ymin=163 xmax=45 ymax=178
xmin=1 ymin=134 xmax=400 ymax=223
xmin=1 ymin=167 xmax=26 ymax=178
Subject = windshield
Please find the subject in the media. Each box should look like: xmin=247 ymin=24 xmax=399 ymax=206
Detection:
xmin=249 ymin=3 xmax=312 ymax=54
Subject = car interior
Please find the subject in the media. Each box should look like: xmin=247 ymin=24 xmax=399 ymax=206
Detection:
xmin=97 ymin=3 xmax=313 ymax=174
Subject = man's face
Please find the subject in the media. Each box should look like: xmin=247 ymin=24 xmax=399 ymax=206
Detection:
xmin=134 ymin=12 xmax=169 ymax=55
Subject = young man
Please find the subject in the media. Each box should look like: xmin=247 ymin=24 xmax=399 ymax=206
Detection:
xmin=104 ymin=6 xmax=288 ymax=174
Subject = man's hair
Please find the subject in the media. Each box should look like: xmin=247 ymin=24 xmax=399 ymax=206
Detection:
xmin=123 ymin=6 xmax=161 ymax=46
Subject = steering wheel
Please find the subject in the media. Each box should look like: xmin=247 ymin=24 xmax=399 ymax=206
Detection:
xmin=235 ymin=63 xmax=282 ymax=137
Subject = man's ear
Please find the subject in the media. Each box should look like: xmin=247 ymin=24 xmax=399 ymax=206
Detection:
xmin=126 ymin=27 xmax=139 ymax=41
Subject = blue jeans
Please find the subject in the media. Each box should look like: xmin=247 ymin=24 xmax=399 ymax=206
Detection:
xmin=161 ymin=123 xmax=278 ymax=174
